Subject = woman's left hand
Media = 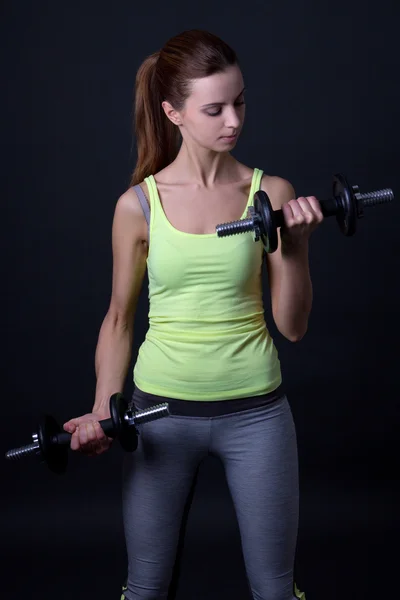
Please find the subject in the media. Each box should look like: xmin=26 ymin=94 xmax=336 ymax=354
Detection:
xmin=280 ymin=196 xmax=324 ymax=251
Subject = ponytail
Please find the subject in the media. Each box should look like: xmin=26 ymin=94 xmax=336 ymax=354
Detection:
xmin=130 ymin=52 xmax=181 ymax=185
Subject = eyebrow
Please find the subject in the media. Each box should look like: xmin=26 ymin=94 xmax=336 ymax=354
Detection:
xmin=200 ymin=87 xmax=246 ymax=108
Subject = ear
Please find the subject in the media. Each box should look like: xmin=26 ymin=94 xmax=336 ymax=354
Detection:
xmin=161 ymin=100 xmax=182 ymax=126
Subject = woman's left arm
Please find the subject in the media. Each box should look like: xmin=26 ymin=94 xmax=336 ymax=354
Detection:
xmin=261 ymin=175 xmax=324 ymax=342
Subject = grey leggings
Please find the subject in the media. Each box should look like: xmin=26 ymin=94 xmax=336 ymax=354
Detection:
xmin=121 ymin=387 xmax=301 ymax=600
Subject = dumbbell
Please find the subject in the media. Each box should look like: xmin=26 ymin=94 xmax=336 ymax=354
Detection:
xmin=5 ymin=393 xmax=170 ymax=474
xmin=216 ymin=173 xmax=394 ymax=253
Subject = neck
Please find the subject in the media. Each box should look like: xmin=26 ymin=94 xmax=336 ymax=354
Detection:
xmin=170 ymin=141 xmax=238 ymax=188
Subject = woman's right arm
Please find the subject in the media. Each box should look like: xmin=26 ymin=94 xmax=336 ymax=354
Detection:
xmin=63 ymin=187 xmax=148 ymax=454
xmin=93 ymin=187 xmax=148 ymax=413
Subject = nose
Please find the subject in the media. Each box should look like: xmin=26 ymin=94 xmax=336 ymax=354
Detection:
xmin=224 ymin=106 xmax=242 ymax=130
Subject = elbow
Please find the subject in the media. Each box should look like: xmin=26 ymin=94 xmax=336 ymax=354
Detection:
xmin=276 ymin=321 xmax=308 ymax=343
xmin=286 ymin=331 xmax=306 ymax=343
xmin=287 ymin=323 xmax=308 ymax=342
xmin=272 ymin=306 xmax=310 ymax=343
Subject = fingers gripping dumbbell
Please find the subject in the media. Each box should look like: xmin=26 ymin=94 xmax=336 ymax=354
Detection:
xmin=216 ymin=173 xmax=394 ymax=253
xmin=5 ymin=393 xmax=170 ymax=474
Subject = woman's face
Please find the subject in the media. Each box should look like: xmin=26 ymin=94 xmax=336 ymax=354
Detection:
xmin=164 ymin=64 xmax=246 ymax=152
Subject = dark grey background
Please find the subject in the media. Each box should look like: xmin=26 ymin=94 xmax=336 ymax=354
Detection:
xmin=1 ymin=1 xmax=399 ymax=598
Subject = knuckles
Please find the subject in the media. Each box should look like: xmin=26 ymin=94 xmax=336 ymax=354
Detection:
xmin=67 ymin=417 xmax=113 ymax=455
xmin=283 ymin=196 xmax=324 ymax=228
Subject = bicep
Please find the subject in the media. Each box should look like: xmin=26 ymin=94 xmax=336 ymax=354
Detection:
xmin=261 ymin=176 xmax=296 ymax=315
xmin=108 ymin=189 xmax=148 ymax=325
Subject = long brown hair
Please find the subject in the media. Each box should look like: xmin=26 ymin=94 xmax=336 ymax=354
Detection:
xmin=130 ymin=29 xmax=238 ymax=186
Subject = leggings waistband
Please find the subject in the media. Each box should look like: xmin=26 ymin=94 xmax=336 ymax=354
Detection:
xmin=131 ymin=385 xmax=285 ymax=417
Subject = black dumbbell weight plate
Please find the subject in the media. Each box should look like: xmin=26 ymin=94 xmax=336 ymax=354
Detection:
xmin=253 ymin=191 xmax=279 ymax=253
xmin=110 ymin=393 xmax=138 ymax=452
xmin=332 ymin=173 xmax=357 ymax=236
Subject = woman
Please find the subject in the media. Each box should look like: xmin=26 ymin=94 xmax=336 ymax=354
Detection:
xmin=64 ymin=29 xmax=322 ymax=600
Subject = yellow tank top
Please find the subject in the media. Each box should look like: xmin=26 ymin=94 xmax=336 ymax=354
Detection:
xmin=133 ymin=167 xmax=282 ymax=400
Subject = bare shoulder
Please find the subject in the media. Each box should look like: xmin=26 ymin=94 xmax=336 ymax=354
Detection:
xmin=231 ymin=161 xmax=257 ymax=185
xmin=117 ymin=181 xmax=150 ymax=211
xmin=260 ymin=174 xmax=296 ymax=210
xmin=235 ymin=162 xmax=256 ymax=179
xmin=114 ymin=184 xmax=149 ymax=243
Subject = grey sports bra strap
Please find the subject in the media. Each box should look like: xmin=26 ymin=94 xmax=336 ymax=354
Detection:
xmin=132 ymin=184 xmax=150 ymax=238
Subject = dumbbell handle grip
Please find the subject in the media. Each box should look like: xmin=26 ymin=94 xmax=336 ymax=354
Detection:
xmin=273 ymin=197 xmax=340 ymax=228
xmin=55 ymin=417 xmax=115 ymax=446
xmin=272 ymin=188 xmax=393 ymax=228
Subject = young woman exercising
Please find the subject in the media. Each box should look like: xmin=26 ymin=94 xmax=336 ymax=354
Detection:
xmin=64 ymin=29 xmax=323 ymax=600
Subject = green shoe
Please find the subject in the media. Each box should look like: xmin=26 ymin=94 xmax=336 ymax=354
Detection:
xmin=120 ymin=578 xmax=127 ymax=600
xmin=294 ymin=581 xmax=306 ymax=599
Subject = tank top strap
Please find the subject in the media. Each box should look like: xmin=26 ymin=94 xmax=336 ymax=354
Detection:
xmin=143 ymin=174 xmax=160 ymax=235
xmin=249 ymin=168 xmax=264 ymax=204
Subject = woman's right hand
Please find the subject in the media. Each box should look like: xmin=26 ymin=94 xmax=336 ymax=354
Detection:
xmin=63 ymin=411 xmax=114 ymax=456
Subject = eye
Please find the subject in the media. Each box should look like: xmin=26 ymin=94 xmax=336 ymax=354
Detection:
xmin=207 ymin=100 xmax=246 ymax=117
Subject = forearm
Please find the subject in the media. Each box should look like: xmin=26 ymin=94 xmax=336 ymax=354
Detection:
xmin=274 ymin=241 xmax=313 ymax=341
xmin=92 ymin=311 xmax=134 ymax=413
